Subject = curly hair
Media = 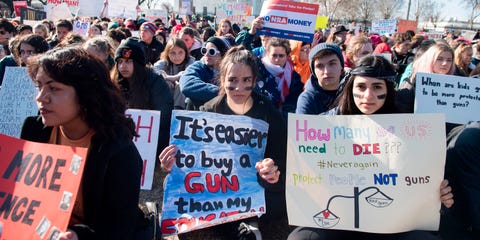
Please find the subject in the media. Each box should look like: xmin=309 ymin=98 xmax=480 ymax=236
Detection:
xmin=27 ymin=46 xmax=135 ymax=140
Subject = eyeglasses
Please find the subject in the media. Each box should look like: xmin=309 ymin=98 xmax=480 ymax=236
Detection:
xmin=201 ymin=47 xmax=221 ymax=56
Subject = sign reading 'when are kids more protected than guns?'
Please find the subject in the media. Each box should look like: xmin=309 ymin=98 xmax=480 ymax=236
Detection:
xmin=161 ymin=110 xmax=268 ymax=235
xmin=287 ymin=113 xmax=445 ymax=233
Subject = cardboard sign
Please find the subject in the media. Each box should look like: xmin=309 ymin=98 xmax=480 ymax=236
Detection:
xmin=287 ymin=113 xmax=445 ymax=233
xmin=161 ymin=110 xmax=268 ymax=235
xmin=0 ymin=67 xmax=37 ymax=138
xmin=125 ymin=109 xmax=160 ymax=190
xmin=258 ymin=0 xmax=319 ymax=42
xmin=414 ymin=73 xmax=480 ymax=124
xmin=397 ymin=19 xmax=417 ymax=34
xmin=0 ymin=134 xmax=87 ymax=240
xmin=371 ymin=19 xmax=397 ymax=35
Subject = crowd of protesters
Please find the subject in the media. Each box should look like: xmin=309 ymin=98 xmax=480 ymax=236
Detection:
xmin=1 ymin=4 xmax=479 ymax=239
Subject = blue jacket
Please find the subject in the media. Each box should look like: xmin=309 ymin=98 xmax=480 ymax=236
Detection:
xmin=256 ymin=60 xmax=303 ymax=120
xmin=179 ymin=60 xmax=219 ymax=110
xmin=296 ymin=76 xmax=340 ymax=115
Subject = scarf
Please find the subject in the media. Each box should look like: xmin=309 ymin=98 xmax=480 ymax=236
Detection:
xmin=262 ymin=57 xmax=293 ymax=103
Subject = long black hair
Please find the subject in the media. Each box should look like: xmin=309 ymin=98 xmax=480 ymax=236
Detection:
xmin=27 ymin=46 xmax=135 ymax=140
xmin=336 ymin=55 xmax=397 ymax=115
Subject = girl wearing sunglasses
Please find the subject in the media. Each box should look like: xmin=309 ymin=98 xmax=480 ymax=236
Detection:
xmin=179 ymin=36 xmax=231 ymax=110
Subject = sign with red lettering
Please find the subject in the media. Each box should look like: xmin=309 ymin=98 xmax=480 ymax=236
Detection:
xmin=286 ymin=113 xmax=446 ymax=233
xmin=0 ymin=134 xmax=87 ymax=240
xmin=161 ymin=110 xmax=268 ymax=235
xmin=125 ymin=109 xmax=160 ymax=190
xmin=258 ymin=0 xmax=319 ymax=42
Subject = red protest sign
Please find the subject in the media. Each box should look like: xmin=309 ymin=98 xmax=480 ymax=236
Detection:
xmin=13 ymin=1 xmax=27 ymax=17
xmin=0 ymin=134 xmax=87 ymax=240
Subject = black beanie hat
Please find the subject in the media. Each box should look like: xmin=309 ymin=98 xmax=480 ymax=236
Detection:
xmin=205 ymin=36 xmax=231 ymax=56
xmin=308 ymin=43 xmax=344 ymax=78
xmin=115 ymin=37 xmax=146 ymax=66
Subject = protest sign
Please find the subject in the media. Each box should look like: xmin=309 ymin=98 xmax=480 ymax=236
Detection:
xmin=287 ymin=113 xmax=445 ymax=233
xmin=315 ymin=16 xmax=329 ymax=30
xmin=73 ymin=21 xmax=90 ymax=36
xmin=13 ymin=1 xmax=27 ymax=17
xmin=371 ymin=19 xmax=397 ymax=35
xmin=143 ymin=9 xmax=168 ymax=23
xmin=0 ymin=67 xmax=37 ymax=138
xmin=397 ymin=19 xmax=417 ymax=34
xmin=45 ymin=0 xmax=77 ymax=20
xmin=0 ymin=134 xmax=87 ymax=240
xmin=78 ymin=0 xmax=103 ymax=18
xmin=215 ymin=3 xmax=251 ymax=25
xmin=161 ymin=110 xmax=268 ymax=235
xmin=414 ymin=73 xmax=480 ymax=124
xmin=108 ymin=0 xmax=137 ymax=19
xmin=258 ymin=0 xmax=319 ymax=42
xmin=125 ymin=109 xmax=160 ymax=190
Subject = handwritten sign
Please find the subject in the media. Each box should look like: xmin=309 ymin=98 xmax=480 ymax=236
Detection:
xmin=258 ymin=0 xmax=319 ymax=42
xmin=287 ymin=113 xmax=445 ymax=233
xmin=414 ymin=73 xmax=480 ymax=124
xmin=73 ymin=21 xmax=90 ymax=36
xmin=0 ymin=134 xmax=87 ymax=240
xmin=125 ymin=109 xmax=160 ymax=190
xmin=108 ymin=0 xmax=137 ymax=19
xmin=397 ymin=19 xmax=417 ymax=34
xmin=161 ymin=110 xmax=268 ymax=235
xmin=371 ymin=19 xmax=397 ymax=35
xmin=45 ymin=0 xmax=77 ymax=20
xmin=0 ymin=67 xmax=37 ymax=138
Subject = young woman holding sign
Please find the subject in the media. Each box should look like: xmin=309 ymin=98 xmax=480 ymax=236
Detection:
xmin=20 ymin=47 xmax=144 ymax=240
xmin=159 ymin=46 xmax=288 ymax=239
xmin=288 ymin=55 xmax=454 ymax=240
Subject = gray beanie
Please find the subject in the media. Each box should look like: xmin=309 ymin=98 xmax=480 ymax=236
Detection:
xmin=308 ymin=43 xmax=344 ymax=78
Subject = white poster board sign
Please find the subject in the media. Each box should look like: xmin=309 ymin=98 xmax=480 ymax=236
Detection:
xmin=287 ymin=113 xmax=445 ymax=233
xmin=45 ymin=0 xmax=78 ymax=20
xmin=78 ymin=0 xmax=103 ymax=17
xmin=73 ymin=21 xmax=90 ymax=36
xmin=414 ymin=72 xmax=480 ymax=124
xmin=258 ymin=0 xmax=319 ymax=42
xmin=0 ymin=67 xmax=37 ymax=138
xmin=372 ymin=19 xmax=397 ymax=35
xmin=142 ymin=9 xmax=168 ymax=23
xmin=108 ymin=0 xmax=137 ymax=18
xmin=126 ymin=109 xmax=160 ymax=190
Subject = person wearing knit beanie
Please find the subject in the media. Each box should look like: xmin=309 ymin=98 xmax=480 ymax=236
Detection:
xmin=140 ymin=22 xmax=158 ymax=36
xmin=205 ymin=36 xmax=231 ymax=56
xmin=140 ymin=22 xmax=163 ymax=64
xmin=296 ymin=42 xmax=345 ymax=115
xmin=115 ymin=37 xmax=147 ymax=67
